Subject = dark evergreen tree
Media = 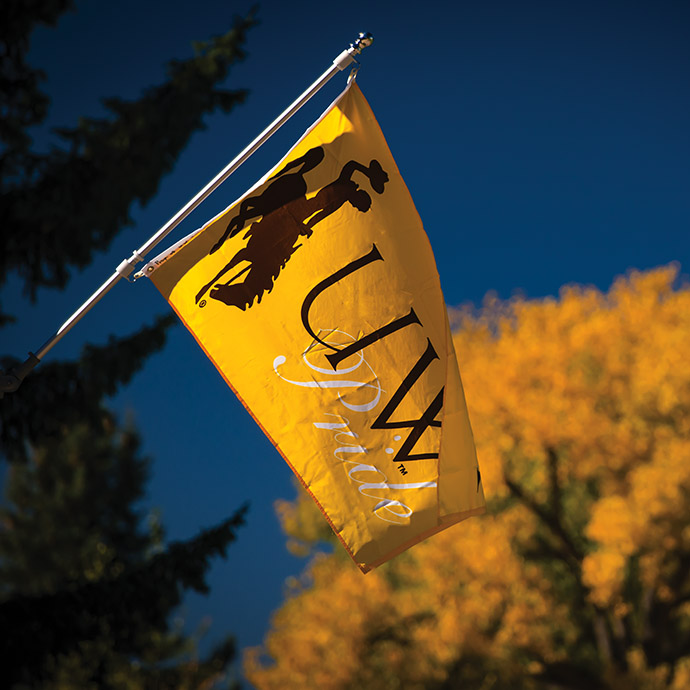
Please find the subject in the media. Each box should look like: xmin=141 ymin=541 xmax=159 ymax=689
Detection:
xmin=0 ymin=416 xmax=248 ymax=688
xmin=1 ymin=0 xmax=256 ymax=453
xmin=0 ymin=2 xmax=256 ymax=686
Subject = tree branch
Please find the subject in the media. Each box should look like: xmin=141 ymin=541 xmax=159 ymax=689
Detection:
xmin=503 ymin=471 xmax=584 ymax=566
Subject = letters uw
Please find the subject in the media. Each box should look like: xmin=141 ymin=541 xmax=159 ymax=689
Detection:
xmin=300 ymin=243 xmax=445 ymax=464
xmin=274 ymin=243 xmax=446 ymax=525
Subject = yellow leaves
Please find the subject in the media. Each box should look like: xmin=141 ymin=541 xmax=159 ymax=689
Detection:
xmin=274 ymin=478 xmax=335 ymax=556
xmin=586 ymin=496 xmax=639 ymax=554
xmin=604 ymin=647 xmax=675 ymax=690
xmin=583 ymin=432 xmax=690 ymax=605
xmin=247 ymin=502 xmax=565 ymax=688
xmin=670 ymin=657 xmax=690 ymax=690
xmin=245 ymin=556 xmax=393 ymax=690
xmin=457 ymin=265 xmax=690 ymax=501
xmin=582 ymin=549 xmax=627 ymax=607
xmin=250 ymin=265 xmax=690 ymax=689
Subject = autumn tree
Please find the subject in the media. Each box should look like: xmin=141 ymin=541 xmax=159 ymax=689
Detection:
xmin=245 ymin=265 xmax=690 ymax=690
xmin=0 ymin=2 xmax=255 ymax=687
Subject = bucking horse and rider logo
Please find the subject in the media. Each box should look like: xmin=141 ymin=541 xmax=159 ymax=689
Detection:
xmin=195 ymin=145 xmax=389 ymax=311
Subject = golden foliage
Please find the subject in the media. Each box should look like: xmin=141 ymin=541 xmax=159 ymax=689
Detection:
xmin=247 ymin=265 xmax=690 ymax=689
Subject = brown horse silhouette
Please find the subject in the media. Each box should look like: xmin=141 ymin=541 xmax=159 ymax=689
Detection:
xmin=195 ymin=150 xmax=388 ymax=310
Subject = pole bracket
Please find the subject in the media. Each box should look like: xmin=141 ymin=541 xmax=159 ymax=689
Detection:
xmin=0 ymin=353 xmax=41 ymax=397
xmin=115 ymin=250 xmax=145 ymax=281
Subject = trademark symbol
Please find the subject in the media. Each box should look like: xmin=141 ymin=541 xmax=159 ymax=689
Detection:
xmin=199 ymin=300 xmax=207 ymax=308
xmin=398 ymin=463 xmax=408 ymax=476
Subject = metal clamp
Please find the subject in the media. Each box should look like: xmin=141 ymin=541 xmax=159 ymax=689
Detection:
xmin=115 ymin=250 xmax=145 ymax=281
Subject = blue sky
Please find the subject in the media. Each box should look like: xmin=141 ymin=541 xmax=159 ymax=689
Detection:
xmin=2 ymin=0 xmax=690 ymax=677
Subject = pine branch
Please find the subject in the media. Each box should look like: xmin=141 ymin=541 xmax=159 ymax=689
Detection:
xmin=0 ymin=1 xmax=75 ymax=177
xmin=0 ymin=314 xmax=175 ymax=462
xmin=0 ymin=505 xmax=247 ymax=686
xmin=0 ymin=10 xmax=257 ymax=316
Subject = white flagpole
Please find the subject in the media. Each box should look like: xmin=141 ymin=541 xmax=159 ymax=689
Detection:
xmin=0 ymin=33 xmax=374 ymax=395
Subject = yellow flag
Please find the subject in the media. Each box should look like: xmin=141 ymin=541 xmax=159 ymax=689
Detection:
xmin=144 ymin=82 xmax=485 ymax=572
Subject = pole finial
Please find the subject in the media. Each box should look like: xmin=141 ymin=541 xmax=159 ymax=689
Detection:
xmin=353 ymin=32 xmax=374 ymax=52
xmin=334 ymin=33 xmax=374 ymax=71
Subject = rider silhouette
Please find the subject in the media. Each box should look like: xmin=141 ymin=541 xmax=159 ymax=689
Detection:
xmin=195 ymin=150 xmax=389 ymax=310
xmin=209 ymin=147 xmax=325 ymax=255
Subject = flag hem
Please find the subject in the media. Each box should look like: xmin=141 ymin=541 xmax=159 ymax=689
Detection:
xmin=358 ymin=505 xmax=487 ymax=573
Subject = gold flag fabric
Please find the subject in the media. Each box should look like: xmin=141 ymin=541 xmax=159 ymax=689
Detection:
xmin=144 ymin=82 xmax=485 ymax=572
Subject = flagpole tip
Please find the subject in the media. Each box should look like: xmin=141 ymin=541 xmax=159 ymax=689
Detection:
xmin=352 ymin=32 xmax=374 ymax=52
